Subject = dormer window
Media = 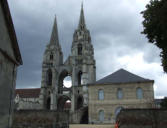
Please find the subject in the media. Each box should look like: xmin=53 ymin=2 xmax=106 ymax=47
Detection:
xmin=78 ymin=44 xmax=82 ymax=55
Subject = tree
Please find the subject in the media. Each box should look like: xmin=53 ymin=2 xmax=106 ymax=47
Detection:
xmin=160 ymin=97 xmax=167 ymax=108
xmin=141 ymin=0 xmax=167 ymax=72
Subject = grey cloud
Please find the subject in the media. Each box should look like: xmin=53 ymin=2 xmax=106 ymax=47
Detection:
xmin=7 ymin=0 xmax=167 ymax=98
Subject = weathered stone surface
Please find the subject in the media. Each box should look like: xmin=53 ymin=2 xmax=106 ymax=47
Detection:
xmin=116 ymin=109 xmax=167 ymax=128
xmin=69 ymin=124 xmax=115 ymax=128
xmin=39 ymin=4 xmax=96 ymax=112
xmin=12 ymin=110 xmax=69 ymax=128
xmin=0 ymin=0 xmax=22 ymax=127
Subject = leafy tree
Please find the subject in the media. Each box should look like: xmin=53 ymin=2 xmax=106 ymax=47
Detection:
xmin=160 ymin=97 xmax=167 ymax=108
xmin=141 ymin=0 xmax=167 ymax=72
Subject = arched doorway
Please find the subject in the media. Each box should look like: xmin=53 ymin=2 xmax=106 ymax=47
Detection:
xmin=57 ymin=95 xmax=71 ymax=111
xmin=115 ymin=107 xmax=123 ymax=118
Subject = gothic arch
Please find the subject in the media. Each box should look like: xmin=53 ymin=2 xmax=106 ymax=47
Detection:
xmin=50 ymin=52 xmax=53 ymax=60
xmin=57 ymin=95 xmax=71 ymax=110
xmin=78 ymin=70 xmax=83 ymax=85
xmin=78 ymin=43 xmax=82 ymax=55
xmin=58 ymin=69 xmax=72 ymax=93
xmin=46 ymin=97 xmax=51 ymax=110
xmin=46 ymin=69 xmax=52 ymax=86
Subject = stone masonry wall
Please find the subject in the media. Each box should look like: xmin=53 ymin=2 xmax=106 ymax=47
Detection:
xmin=88 ymin=82 xmax=154 ymax=124
xmin=69 ymin=124 xmax=115 ymax=128
xmin=12 ymin=110 xmax=69 ymax=128
xmin=117 ymin=109 xmax=167 ymax=128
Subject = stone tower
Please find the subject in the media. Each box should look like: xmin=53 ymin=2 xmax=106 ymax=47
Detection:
xmin=40 ymin=16 xmax=63 ymax=110
xmin=40 ymin=4 xmax=96 ymax=111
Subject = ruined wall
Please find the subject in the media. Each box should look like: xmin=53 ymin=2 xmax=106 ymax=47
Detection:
xmin=12 ymin=110 xmax=69 ymax=128
xmin=117 ymin=109 xmax=167 ymax=128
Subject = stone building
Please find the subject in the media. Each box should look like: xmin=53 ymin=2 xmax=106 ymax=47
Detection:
xmin=15 ymin=88 xmax=41 ymax=110
xmin=39 ymin=3 xmax=95 ymax=112
xmin=88 ymin=69 xmax=154 ymax=124
xmin=14 ymin=4 xmax=154 ymax=126
xmin=0 ymin=0 xmax=22 ymax=127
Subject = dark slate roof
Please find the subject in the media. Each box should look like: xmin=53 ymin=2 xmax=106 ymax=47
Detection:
xmin=95 ymin=69 xmax=153 ymax=84
xmin=15 ymin=88 xmax=40 ymax=98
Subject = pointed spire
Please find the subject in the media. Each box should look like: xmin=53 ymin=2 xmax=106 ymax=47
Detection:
xmin=78 ymin=2 xmax=86 ymax=29
xmin=50 ymin=15 xmax=59 ymax=45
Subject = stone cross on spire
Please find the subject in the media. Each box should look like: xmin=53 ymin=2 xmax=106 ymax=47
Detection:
xmin=78 ymin=2 xmax=86 ymax=30
xmin=50 ymin=15 xmax=60 ymax=46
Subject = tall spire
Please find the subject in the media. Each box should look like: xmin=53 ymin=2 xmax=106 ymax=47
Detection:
xmin=50 ymin=15 xmax=59 ymax=45
xmin=78 ymin=2 xmax=86 ymax=29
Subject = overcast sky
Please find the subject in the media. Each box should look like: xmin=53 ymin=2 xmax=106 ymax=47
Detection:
xmin=8 ymin=0 xmax=167 ymax=98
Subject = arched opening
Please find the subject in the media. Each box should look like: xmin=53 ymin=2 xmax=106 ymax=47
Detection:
xmin=46 ymin=69 xmax=52 ymax=86
xmin=80 ymin=107 xmax=88 ymax=124
xmin=76 ymin=96 xmax=83 ymax=110
xmin=99 ymin=110 xmax=104 ymax=122
xmin=63 ymin=76 xmax=72 ymax=88
xmin=78 ymin=44 xmax=82 ymax=55
xmin=57 ymin=96 xmax=71 ymax=111
xmin=64 ymin=100 xmax=71 ymax=110
xmin=58 ymin=70 xmax=72 ymax=94
xmin=115 ymin=107 xmax=123 ymax=118
xmin=46 ymin=97 xmax=51 ymax=110
xmin=136 ymin=87 xmax=143 ymax=99
xmin=50 ymin=54 xmax=53 ymax=60
xmin=78 ymin=71 xmax=83 ymax=85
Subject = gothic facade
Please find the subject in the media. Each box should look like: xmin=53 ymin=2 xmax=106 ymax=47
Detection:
xmin=39 ymin=4 xmax=96 ymax=111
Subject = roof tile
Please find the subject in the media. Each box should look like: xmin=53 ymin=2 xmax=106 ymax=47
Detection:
xmin=15 ymin=88 xmax=40 ymax=98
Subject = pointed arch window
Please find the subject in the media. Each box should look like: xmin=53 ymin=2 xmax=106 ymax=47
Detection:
xmin=117 ymin=88 xmax=123 ymax=99
xmin=78 ymin=44 xmax=82 ymax=55
xmin=98 ymin=89 xmax=104 ymax=100
xmin=50 ymin=54 xmax=53 ymax=60
xmin=78 ymin=71 xmax=82 ymax=85
xmin=46 ymin=97 xmax=51 ymax=110
xmin=46 ymin=69 xmax=52 ymax=86
xmin=99 ymin=110 xmax=104 ymax=122
xmin=136 ymin=87 xmax=143 ymax=99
